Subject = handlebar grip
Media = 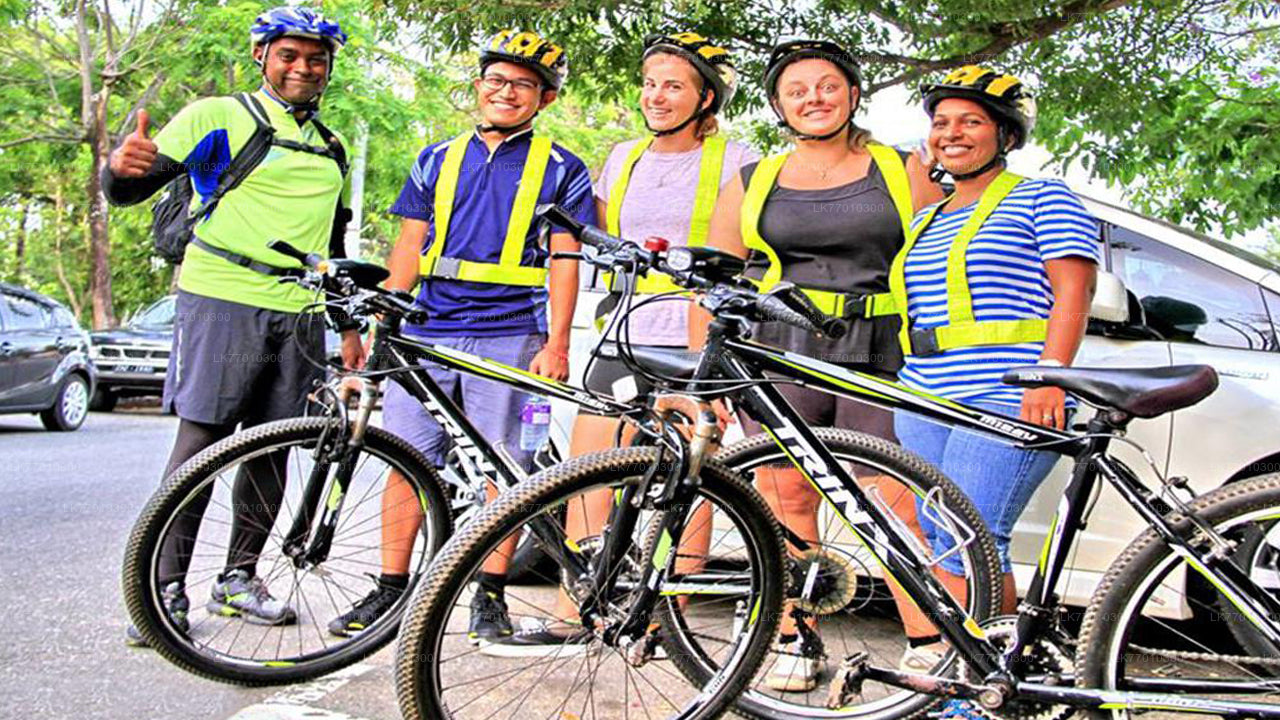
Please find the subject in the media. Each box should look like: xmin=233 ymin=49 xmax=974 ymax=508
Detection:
xmin=768 ymin=284 xmax=848 ymax=339
xmin=268 ymin=240 xmax=325 ymax=270
xmin=536 ymin=204 xmax=627 ymax=253
xmin=757 ymin=294 xmax=821 ymax=335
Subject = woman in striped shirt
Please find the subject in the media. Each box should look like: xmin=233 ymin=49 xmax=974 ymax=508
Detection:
xmin=890 ymin=66 xmax=1100 ymax=677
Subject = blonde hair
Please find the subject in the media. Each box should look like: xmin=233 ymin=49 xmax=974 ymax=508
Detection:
xmin=847 ymin=123 xmax=872 ymax=149
xmin=643 ymin=49 xmax=720 ymax=139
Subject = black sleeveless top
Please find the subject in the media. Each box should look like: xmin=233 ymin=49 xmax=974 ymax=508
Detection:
xmin=740 ymin=151 xmax=907 ymax=375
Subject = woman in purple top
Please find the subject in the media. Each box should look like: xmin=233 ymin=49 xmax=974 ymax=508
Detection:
xmin=481 ymin=32 xmax=760 ymax=656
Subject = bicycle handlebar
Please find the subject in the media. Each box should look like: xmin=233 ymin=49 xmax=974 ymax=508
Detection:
xmin=534 ymin=204 xmax=848 ymax=340
xmin=269 ymin=209 xmax=849 ymax=342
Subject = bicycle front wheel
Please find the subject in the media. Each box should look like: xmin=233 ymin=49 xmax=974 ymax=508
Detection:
xmin=394 ymin=447 xmax=786 ymax=720
xmin=123 ymin=417 xmax=452 ymax=685
xmin=1077 ymin=473 xmax=1280 ymax=718
xmin=655 ymin=428 xmax=1003 ymax=720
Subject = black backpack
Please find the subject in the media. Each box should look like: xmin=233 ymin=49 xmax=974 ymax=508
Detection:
xmin=150 ymin=92 xmax=348 ymax=270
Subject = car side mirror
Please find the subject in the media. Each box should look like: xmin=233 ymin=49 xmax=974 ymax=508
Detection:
xmin=1089 ymin=271 xmax=1129 ymax=323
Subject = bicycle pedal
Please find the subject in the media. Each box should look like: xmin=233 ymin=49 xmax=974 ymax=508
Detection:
xmin=826 ymin=651 xmax=869 ymax=709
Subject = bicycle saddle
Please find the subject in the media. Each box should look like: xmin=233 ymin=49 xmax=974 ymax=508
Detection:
xmin=1002 ymin=364 xmax=1219 ymax=418
xmin=595 ymin=342 xmax=702 ymax=380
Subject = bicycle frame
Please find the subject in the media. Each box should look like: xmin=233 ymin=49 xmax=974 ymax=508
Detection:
xmin=341 ymin=316 xmax=643 ymax=582
xmin=687 ymin=324 xmax=1280 ymax=716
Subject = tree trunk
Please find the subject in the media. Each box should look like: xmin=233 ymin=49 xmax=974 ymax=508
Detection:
xmin=76 ymin=0 xmax=115 ymax=329
xmin=15 ymin=202 xmax=28 ymax=283
xmin=85 ymin=91 xmax=116 ymax=329
xmin=52 ymin=186 xmax=83 ymax=320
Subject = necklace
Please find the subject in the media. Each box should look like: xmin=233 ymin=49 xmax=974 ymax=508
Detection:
xmin=811 ymin=153 xmax=849 ymax=181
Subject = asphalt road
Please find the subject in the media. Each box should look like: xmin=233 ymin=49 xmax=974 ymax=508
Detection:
xmin=0 ymin=406 xmax=403 ymax=720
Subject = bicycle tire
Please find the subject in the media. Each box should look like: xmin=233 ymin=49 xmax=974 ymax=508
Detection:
xmin=394 ymin=446 xmax=787 ymax=720
xmin=1076 ymin=472 xmax=1280 ymax=719
xmin=654 ymin=427 xmax=1003 ymax=720
xmin=123 ymin=417 xmax=452 ymax=685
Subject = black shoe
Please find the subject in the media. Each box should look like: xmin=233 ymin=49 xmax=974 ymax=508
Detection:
xmin=328 ymin=579 xmax=404 ymax=637
xmin=467 ymin=588 xmax=513 ymax=645
xmin=125 ymin=582 xmax=190 ymax=648
xmin=479 ymin=618 xmax=594 ymax=658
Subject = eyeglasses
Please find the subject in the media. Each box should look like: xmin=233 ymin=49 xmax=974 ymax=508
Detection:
xmin=479 ymin=74 xmax=542 ymax=93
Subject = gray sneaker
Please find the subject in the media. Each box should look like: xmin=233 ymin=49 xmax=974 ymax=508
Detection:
xmin=125 ymin=582 xmax=190 ymax=647
xmin=207 ymin=569 xmax=297 ymax=626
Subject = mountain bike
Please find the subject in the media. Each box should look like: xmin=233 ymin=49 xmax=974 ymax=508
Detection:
xmin=121 ymin=240 xmax=759 ymax=686
xmin=394 ymin=204 xmax=1280 ymax=720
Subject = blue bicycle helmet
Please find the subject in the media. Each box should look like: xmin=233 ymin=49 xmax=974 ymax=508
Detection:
xmin=250 ymin=6 xmax=348 ymax=53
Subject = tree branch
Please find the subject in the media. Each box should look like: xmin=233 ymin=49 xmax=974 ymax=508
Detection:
xmin=0 ymin=133 xmax=83 ymax=150
xmin=866 ymin=0 xmax=1142 ymax=94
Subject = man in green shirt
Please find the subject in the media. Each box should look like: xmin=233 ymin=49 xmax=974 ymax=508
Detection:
xmin=103 ymin=6 xmax=362 ymax=646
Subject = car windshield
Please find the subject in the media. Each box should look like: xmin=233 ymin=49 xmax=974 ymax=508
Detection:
xmin=132 ymin=297 xmax=176 ymax=329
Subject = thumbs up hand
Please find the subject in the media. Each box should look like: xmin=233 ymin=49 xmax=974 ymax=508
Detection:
xmin=109 ymin=108 xmax=159 ymax=178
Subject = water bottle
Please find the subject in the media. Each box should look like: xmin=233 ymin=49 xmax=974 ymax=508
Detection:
xmin=519 ymin=395 xmax=552 ymax=452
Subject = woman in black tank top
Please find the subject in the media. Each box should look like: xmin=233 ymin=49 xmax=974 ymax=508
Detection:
xmin=688 ymin=39 xmax=942 ymax=693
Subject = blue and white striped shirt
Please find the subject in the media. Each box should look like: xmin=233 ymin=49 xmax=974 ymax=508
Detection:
xmin=899 ymin=178 xmax=1101 ymax=407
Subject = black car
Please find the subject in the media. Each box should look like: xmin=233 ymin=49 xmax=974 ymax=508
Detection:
xmin=89 ymin=294 xmax=174 ymax=411
xmin=89 ymin=294 xmax=344 ymax=411
xmin=0 ymin=283 xmax=96 ymax=431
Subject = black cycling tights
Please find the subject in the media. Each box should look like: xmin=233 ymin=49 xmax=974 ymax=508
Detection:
xmin=157 ymin=419 xmax=289 ymax=586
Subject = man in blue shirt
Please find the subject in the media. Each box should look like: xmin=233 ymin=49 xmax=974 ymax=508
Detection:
xmin=325 ymin=30 xmax=595 ymax=644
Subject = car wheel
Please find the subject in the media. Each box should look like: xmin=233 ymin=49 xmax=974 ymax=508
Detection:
xmin=40 ymin=374 xmax=89 ymax=431
xmin=90 ymin=387 xmax=118 ymax=412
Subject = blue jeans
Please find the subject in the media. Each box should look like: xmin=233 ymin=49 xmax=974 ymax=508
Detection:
xmin=894 ymin=401 xmax=1062 ymax=575
xmin=382 ymin=333 xmax=546 ymax=472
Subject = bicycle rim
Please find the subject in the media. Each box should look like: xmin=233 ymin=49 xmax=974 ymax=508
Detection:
xmin=127 ymin=419 xmax=447 ymax=683
xmin=395 ymin=448 xmax=784 ymax=720
xmin=1078 ymin=475 xmax=1280 ymax=718
xmin=659 ymin=428 xmax=1002 ymax=720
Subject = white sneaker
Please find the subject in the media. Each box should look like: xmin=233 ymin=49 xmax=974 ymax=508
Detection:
xmin=899 ymin=643 xmax=947 ymax=673
xmin=765 ymin=638 xmax=820 ymax=692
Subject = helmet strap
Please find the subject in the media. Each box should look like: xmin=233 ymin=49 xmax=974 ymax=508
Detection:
xmin=647 ymin=86 xmax=709 ymax=138
xmin=946 ymin=126 xmax=1011 ymax=181
xmin=479 ymin=112 xmax=537 ymax=135
xmin=255 ymin=40 xmax=326 ymax=120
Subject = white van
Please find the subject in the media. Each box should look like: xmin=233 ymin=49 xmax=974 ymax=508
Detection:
xmin=1013 ymin=196 xmax=1280 ymax=609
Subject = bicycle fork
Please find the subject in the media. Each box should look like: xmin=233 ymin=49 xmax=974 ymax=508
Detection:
xmin=589 ymin=399 xmax=724 ymax=663
xmin=282 ymin=378 xmax=380 ymax=568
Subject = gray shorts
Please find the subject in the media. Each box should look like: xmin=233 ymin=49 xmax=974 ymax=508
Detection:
xmin=381 ymin=333 xmax=546 ymax=470
xmin=163 ymin=291 xmax=325 ymax=426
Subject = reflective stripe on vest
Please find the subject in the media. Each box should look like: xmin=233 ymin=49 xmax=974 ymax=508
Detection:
xmin=887 ymin=170 xmax=1046 ymax=357
xmin=419 ymin=132 xmax=552 ymax=287
xmin=739 ymin=143 xmax=911 ymax=318
xmin=602 ymin=135 xmax=727 ymax=294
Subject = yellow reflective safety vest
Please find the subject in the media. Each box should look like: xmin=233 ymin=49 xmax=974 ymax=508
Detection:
xmin=418 ymin=132 xmax=552 ymax=287
xmin=602 ymin=135 xmax=727 ymax=294
xmin=739 ymin=142 xmax=910 ymax=319
xmin=886 ymin=170 xmax=1048 ymax=356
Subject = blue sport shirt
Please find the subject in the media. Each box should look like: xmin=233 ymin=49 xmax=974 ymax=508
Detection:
xmin=389 ymin=128 xmax=596 ymax=337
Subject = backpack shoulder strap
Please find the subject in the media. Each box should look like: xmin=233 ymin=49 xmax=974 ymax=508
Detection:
xmin=186 ymin=93 xmax=276 ymax=220
xmin=307 ymin=116 xmax=348 ymax=177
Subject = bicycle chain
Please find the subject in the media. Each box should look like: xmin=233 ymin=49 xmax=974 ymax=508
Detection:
xmin=1129 ymin=644 xmax=1280 ymax=668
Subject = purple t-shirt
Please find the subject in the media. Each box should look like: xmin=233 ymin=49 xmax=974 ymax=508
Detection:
xmin=596 ymin=137 xmax=759 ymax=346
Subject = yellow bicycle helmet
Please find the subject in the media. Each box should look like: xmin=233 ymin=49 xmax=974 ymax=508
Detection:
xmin=642 ymin=32 xmax=738 ymax=112
xmin=480 ymin=29 xmax=569 ymax=90
xmin=921 ymin=65 xmax=1037 ymax=149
